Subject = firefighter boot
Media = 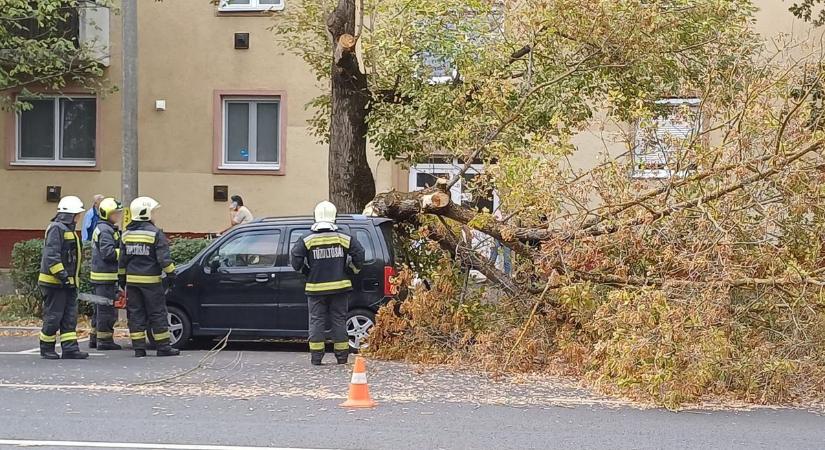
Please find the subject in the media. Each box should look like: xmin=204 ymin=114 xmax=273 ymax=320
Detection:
xmin=311 ymin=351 xmax=324 ymax=366
xmin=97 ymin=341 xmax=122 ymax=351
xmin=88 ymin=334 xmax=97 ymax=349
xmin=335 ymin=350 xmax=349 ymax=365
xmin=40 ymin=342 xmax=60 ymax=360
xmin=134 ymin=349 xmax=147 ymax=358
xmin=61 ymin=350 xmax=89 ymax=359
xmin=156 ymin=344 xmax=180 ymax=357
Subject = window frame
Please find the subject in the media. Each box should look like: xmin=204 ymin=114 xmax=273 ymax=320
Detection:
xmin=12 ymin=95 xmax=98 ymax=168
xmin=217 ymin=0 xmax=285 ymax=12
xmin=408 ymin=158 xmax=499 ymax=211
xmin=213 ymin=90 xmax=287 ymax=175
xmin=631 ymin=97 xmax=701 ymax=180
xmin=207 ymin=229 xmax=282 ymax=270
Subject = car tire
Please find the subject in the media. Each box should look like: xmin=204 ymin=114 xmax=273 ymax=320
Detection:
xmin=167 ymin=305 xmax=192 ymax=350
xmin=346 ymin=308 xmax=376 ymax=351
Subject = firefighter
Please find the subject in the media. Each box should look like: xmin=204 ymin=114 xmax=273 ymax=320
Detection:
xmin=118 ymin=197 xmax=180 ymax=358
xmin=38 ymin=196 xmax=88 ymax=360
xmin=90 ymin=198 xmax=124 ymax=351
xmin=290 ymin=201 xmax=365 ymax=365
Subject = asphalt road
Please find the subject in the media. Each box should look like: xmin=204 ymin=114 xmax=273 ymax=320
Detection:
xmin=0 ymin=332 xmax=823 ymax=450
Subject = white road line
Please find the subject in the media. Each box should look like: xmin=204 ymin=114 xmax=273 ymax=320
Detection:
xmin=0 ymin=439 xmax=336 ymax=450
xmin=0 ymin=352 xmax=105 ymax=356
xmin=12 ymin=336 xmax=91 ymax=355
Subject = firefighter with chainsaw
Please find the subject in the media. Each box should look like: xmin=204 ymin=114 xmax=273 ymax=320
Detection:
xmin=119 ymin=197 xmax=180 ymax=357
xmin=89 ymin=198 xmax=124 ymax=350
xmin=38 ymin=196 xmax=88 ymax=360
xmin=290 ymin=201 xmax=365 ymax=365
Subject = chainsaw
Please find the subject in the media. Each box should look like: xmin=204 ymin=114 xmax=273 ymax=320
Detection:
xmin=78 ymin=289 xmax=127 ymax=309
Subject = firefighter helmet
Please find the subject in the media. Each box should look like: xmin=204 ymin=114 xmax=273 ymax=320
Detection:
xmin=98 ymin=198 xmax=123 ymax=221
xmin=129 ymin=197 xmax=160 ymax=222
xmin=57 ymin=196 xmax=85 ymax=214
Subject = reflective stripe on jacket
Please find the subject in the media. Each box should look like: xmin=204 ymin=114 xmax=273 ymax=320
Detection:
xmin=290 ymin=228 xmax=365 ymax=296
xmin=39 ymin=214 xmax=81 ymax=288
xmin=90 ymin=221 xmax=121 ymax=284
xmin=118 ymin=221 xmax=175 ymax=285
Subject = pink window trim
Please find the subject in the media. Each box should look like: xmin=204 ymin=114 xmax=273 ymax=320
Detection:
xmin=4 ymin=91 xmax=102 ymax=172
xmin=212 ymin=89 xmax=287 ymax=176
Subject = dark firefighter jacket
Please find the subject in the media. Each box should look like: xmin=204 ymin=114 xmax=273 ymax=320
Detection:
xmin=90 ymin=220 xmax=121 ymax=284
xmin=118 ymin=221 xmax=175 ymax=285
xmin=290 ymin=228 xmax=366 ymax=296
xmin=38 ymin=213 xmax=81 ymax=288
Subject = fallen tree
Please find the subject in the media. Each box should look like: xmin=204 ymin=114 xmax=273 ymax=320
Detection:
xmin=279 ymin=0 xmax=825 ymax=407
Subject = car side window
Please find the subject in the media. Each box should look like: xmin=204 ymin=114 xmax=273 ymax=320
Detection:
xmin=282 ymin=228 xmax=311 ymax=266
xmin=208 ymin=231 xmax=280 ymax=268
xmin=353 ymin=229 xmax=375 ymax=263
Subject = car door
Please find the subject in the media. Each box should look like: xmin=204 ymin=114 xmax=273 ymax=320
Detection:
xmin=349 ymin=227 xmax=380 ymax=298
xmin=196 ymin=228 xmax=282 ymax=331
xmin=275 ymin=226 xmax=312 ymax=331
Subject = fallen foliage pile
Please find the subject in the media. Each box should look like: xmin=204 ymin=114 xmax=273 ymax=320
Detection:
xmin=369 ymin=261 xmax=825 ymax=408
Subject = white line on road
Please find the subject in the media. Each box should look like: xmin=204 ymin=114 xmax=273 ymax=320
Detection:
xmin=0 ymin=440 xmax=337 ymax=450
xmin=0 ymin=336 xmax=102 ymax=356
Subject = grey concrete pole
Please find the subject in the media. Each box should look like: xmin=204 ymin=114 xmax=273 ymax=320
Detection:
xmin=121 ymin=0 xmax=138 ymax=204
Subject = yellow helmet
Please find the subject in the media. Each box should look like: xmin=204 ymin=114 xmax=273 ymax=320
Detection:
xmin=129 ymin=196 xmax=160 ymax=222
xmin=98 ymin=197 xmax=123 ymax=221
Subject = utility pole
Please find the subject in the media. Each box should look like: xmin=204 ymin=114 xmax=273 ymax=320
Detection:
xmin=121 ymin=0 xmax=138 ymax=204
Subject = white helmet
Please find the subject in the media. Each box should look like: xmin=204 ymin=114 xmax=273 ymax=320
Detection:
xmin=312 ymin=201 xmax=337 ymax=231
xmin=57 ymin=196 xmax=85 ymax=214
xmin=130 ymin=196 xmax=160 ymax=222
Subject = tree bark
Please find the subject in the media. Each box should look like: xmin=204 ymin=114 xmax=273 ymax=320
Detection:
xmin=327 ymin=0 xmax=376 ymax=213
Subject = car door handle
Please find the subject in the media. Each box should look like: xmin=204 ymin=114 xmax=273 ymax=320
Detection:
xmin=255 ymin=274 xmax=270 ymax=283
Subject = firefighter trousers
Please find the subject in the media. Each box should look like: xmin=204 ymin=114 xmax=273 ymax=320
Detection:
xmin=39 ymin=286 xmax=80 ymax=353
xmin=307 ymin=294 xmax=349 ymax=355
xmin=127 ymin=283 xmax=170 ymax=350
xmin=92 ymin=284 xmax=118 ymax=342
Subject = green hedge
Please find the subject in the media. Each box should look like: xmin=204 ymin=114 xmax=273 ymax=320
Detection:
xmin=9 ymin=236 xmax=211 ymax=317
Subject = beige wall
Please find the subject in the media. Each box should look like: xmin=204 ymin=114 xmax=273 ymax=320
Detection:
xmin=0 ymin=0 xmax=396 ymax=236
xmin=0 ymin=0 xmax=818 ymax=237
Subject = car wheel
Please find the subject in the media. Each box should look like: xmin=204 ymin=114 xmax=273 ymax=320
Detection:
xmin=346 ymin=308 xmax=375 ymax=350
xmin=167 ymin=305 xmax=191 ymax=349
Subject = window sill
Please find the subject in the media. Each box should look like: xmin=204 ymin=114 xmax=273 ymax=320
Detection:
xmin=8 ymin=160 xmax=98 ymax=171
xmin=631 ymin=169 xmax=692 ymax=179
xmin=216 ymin=164 xmax=284 ymax=175
xmin=217 ymin=5 xmax=284 ymax=14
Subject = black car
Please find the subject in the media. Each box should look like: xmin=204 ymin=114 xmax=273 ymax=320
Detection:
xmin=164 ymin=215 xmax=396 ymax=349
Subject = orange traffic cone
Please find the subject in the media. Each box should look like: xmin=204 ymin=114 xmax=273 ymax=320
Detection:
xmin=340 ymin=356 xmax=377 ymax=408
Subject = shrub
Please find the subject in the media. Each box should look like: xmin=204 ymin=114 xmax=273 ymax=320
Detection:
xmin=10 ymin=239 xmax=43 ymax=298
xmin=0 ymin=294 xmax=42 ymax=320
xmin=8 ymin=236 xmax=211 ymax=318
xmin=170 ymin=238 xmax=211 ymax=265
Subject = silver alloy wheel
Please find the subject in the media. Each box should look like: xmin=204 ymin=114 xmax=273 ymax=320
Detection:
xmin=167 ymin=312 xmax=184 ymax=346
xmin=346 ymin=314 xmax=374 ymax=349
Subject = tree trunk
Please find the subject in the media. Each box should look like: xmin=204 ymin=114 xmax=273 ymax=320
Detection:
xmin=327 ymin=0 xmax=376 ymax=213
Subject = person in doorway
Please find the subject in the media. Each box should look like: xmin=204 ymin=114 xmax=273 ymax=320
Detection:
xmin=89 ymin=198 xmax=124 ymax=350
xmin=119 ymin=197 xmax=180 ymax=358
xmin=82 ymin=194 xmax=104 ymax=241
xmin=290 ymin=201 xmax=365 ymax=366
xmin=38 ymin=196 xmax=88 ymax=360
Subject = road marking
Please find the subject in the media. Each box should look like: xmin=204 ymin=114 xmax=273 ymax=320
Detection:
xmin=0 ymin=439 xmax=336 ymax=450
xmin=0 ymin=352 xmax=105 ymax=356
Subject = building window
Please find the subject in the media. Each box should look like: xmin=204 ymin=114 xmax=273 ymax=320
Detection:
xmin=218 ymin=0 xmax=284 ymax=12
xmin=632 ymin=98 xmax=700 ymax=179
xmin=15 ymin=97 xmax=96 ymax=166
xmin=409 ymin=158 xmax=498 ymax=212
xmin=221 ymin=98 xmax=281 ymax=170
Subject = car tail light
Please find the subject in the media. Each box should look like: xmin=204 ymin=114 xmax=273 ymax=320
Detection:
xmin=384 ymin=266 xmax=397 ymax=296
